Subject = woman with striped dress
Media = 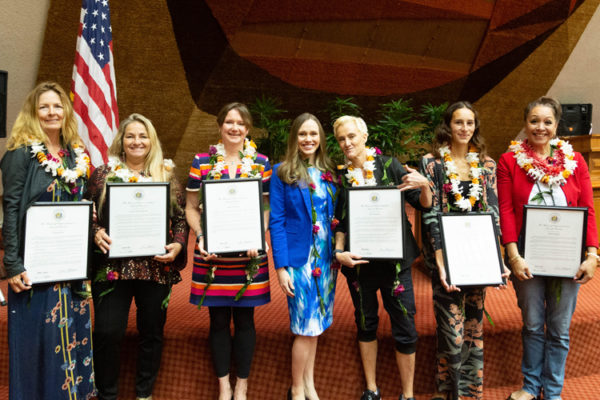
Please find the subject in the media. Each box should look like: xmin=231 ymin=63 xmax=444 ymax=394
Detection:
xmin=185 ymin=102 xmax=272 ymax=400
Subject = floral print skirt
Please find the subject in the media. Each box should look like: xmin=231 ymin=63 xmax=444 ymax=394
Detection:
xmin=8 ymin=281 xmax=96 ymax=400
xmin=285 ymin=218 xmax=337 ymax=336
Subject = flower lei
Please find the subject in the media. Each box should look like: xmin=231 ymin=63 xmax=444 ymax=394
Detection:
xmin=105 ymin=156 xmax=175 ymax=183
xmin=30 ymin=142 xmax=90 ymax=196
xmin=510 ymin=139 xmax=577 ymax=304
xmin=307 ymin=169 xmax=339 ymax=315
xmin=345 ymin=146 xmax=379 ymax=186
xmin=207 ymin=138 xmax=261 ymax=180
xmin=198 ymin=138 xmax=265 ymax=308
xmin=439 ymin=145 xmax=484 ymax=212
xmin=509 ymin=138 xmax=577 ymax=188
xmin=341 ymin=147 xmax=407 ymax=325
xmin=96 ymin=156 xmax=176 ymax=308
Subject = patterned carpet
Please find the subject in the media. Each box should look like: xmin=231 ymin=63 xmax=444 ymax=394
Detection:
xmin=1 ymin=238 xmax=599 ymax=399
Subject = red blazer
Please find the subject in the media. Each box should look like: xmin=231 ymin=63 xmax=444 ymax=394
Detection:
xmin=497 ymin=151 xmax=598 ymax=247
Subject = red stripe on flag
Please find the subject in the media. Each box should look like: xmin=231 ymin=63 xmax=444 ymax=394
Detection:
xmin=72 ymin=91 xmax=110 ymax=161
xmin=74 ymin=52 xmax=114 ymax=127
xmin=102 ymin=60 xmax=119 ymax=127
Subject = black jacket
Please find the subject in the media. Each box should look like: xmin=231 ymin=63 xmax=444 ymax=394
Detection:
xmin=1 ymin=145 xmax=80 ymax=278
xmin=335 ymin=155 xmax=431 ymax=269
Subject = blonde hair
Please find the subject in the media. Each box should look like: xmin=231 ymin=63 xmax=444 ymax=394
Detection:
xmin=109 ymin=113 xmax=170 ymax=181
xmin=277 ymin=113 xmax=336 ymax=185
xmin=333 ymin=115 xmax=368 ymax=137
xmin=98 ymin=114 xmax=178 ymax=215
xmin=7 ymin=81 xmax=82 ymax=150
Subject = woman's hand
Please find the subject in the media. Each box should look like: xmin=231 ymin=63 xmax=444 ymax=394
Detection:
xmin=277 ymin=268 xmax=295 ymax=297
xmin=246 ymin=248 xmax=259 ymax=258
xmin=95 ymin=228 xmax=112 ymax=254
xmin=497 ymin=264 xmax=511 ymax=289
xmin=437 ymin=262 xmax=460 ymax=293
xmin=510 ymin=256 xmax=533 ymax=280
xmin=574 ymin=256 xmax=596 ymax=284
xmin=154 ymin=243 xmax=183 ymax=263
xmin=7 ymin=271 xmax=32 ymax=293
xmin=335 ymin=251 xmax=369 ymax=268
xmin=397 ymin=166 xmax=429 ymax=191
xmin=197 ymin=235 xmax=218 ymax=261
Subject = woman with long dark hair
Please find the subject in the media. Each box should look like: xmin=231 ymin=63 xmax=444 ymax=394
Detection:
xmin=420 ymin=101 xmax=509 ymax=400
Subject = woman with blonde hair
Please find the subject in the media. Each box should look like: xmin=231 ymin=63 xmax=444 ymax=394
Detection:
xmin=1 ymin=81 xmax=95 ymax=399
xmin=332 ymin=115 xmax=431 ymax=400
xmin=270 ymin=113 xmax=338 ymax=400
xmin=84 ymin=113 xmax=189 ymax=400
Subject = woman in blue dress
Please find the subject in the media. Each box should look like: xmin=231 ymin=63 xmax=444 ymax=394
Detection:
xmin=270 ymin=113 xmax=338 ymax=400
xmin=1 ymin=82 xmax=95 ymax=399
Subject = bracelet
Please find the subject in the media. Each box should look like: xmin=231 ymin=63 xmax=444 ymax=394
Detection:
xmin=586 ymin=252 xmax=600 ymax=262
xmin=196 ymin=232 xmax=203 ymax=240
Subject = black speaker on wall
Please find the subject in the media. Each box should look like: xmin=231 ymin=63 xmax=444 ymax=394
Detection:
xmin=558 ymin=103 xmax=592 ymax=136
xmin=0 ymin=70 xmax=6 ymax=138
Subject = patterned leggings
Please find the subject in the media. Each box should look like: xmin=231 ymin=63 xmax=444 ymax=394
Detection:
xmin=432 ymin=273 xmax=485 ymax=400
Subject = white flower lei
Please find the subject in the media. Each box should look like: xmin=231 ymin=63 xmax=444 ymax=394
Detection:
xmin=439 ymin=145 xmax=483 ymax=212
xmin=208 ymin=139 xmax=262 ymax=180
xmin=509 ymin=139 xmax=577 ymax=188
xmin=107 ymin=156 xmax=174 ymax=183
xmin=345 ymin=147 xmax=377 ymax=186
xmin=30 ymin=142 xmax=90 ymax=184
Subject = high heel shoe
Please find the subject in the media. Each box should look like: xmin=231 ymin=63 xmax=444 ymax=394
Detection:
xmin=287 ymin=387 xmax=309 ymax=400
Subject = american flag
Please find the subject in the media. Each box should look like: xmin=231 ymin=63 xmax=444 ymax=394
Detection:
xmin=71 ymin=0 xmax=119 ymax=167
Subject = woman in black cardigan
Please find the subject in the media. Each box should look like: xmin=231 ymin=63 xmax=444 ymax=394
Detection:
xmin=1 ymin=82 xmax=96 ymax=399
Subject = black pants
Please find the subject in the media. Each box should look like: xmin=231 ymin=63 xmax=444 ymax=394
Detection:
xmin=343 ymin=261 xmax=417 ymax=354
xmin=209 ymin=306 xmax=256 ymax=379
xmin=92 ymin=280 xmax=170 ymax=400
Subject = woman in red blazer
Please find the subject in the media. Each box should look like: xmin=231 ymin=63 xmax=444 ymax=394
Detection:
xmin=497 ymin=97 xmax=598 ymax=400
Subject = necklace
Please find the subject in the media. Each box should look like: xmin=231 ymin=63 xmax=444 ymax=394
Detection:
xmin=207 ymin=139 xmax=261 ymax=180
xmin=31 ymin=142 xmax=90 ymax=186
xmin=345 ymin=147 xmax=378 ymax=186
xmin=509 ymin=139 xmax=576 ymax=187
xmin=439 ymin=145 xmax=483 ymax=212
xmin=106 ymin=156 xmax=174 ymax=182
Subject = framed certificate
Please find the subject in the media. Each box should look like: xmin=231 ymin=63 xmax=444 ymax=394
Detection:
xmin=202 ymin=178 xmax=265 ymax=255
xmin=106 ymin=182 xmax=170 ymax=258
xmin=522 ymin=205 xmax=587 ymax=278
xmin=347 ymin=186 xmax=404 ymax=259
xmin=24 ymin=201 xmax=92 ymax=284
xmin=439 ymin=212 xmax=504 ymax=287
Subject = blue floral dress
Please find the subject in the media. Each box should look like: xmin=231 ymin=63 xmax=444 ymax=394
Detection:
xmin=7 ymin=170 xmax=96 ymax=399
xmin=286 ymin=167 xmax=337 ymax=336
